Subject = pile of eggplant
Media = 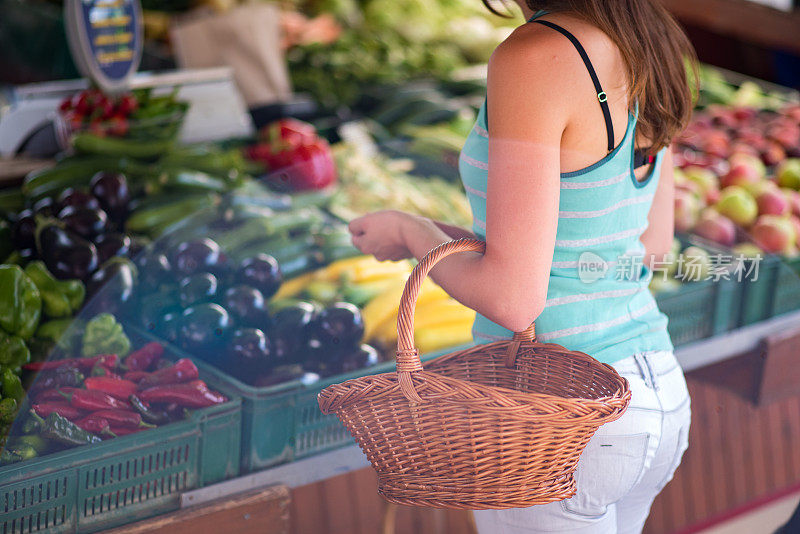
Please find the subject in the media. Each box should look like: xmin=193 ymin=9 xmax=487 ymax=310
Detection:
xmin=11 ymin=172 xmax=141 ymax=294
xmin=126 ymin=236 xmax=376 ymax=387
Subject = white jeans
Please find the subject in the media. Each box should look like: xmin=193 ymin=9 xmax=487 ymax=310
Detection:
xmin=473 ymin=350 xmax=691 ymax=534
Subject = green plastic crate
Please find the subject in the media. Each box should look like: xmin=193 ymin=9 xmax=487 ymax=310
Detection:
xmin=769 ymin=256 xmax=800 ymax=317
xmin=0 ymin=365 xmax=241 ymax=533
xmin=187 ymin=345 xmax=467 ymax=474
xmin=655 ymin=276 xmax=740 ymax=347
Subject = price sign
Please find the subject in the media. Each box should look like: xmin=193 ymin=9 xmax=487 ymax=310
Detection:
xmin=65 ymin=0 xmax=143 ymax=94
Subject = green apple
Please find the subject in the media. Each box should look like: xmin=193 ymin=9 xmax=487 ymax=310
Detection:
xmin=679 ymin=246 xmax=712 ymax=282
xmin=777 ymin=158 xmax=800 ymax=190
xmin=715 ymin=186 xmax=758 ymax=226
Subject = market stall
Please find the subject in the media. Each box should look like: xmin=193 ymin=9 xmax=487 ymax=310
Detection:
xmin=1 ymin=0 xmax=800 ymax=533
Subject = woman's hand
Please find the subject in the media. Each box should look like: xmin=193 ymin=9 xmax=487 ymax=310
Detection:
xmin=349 ymin=210 xmax=419 ymax=261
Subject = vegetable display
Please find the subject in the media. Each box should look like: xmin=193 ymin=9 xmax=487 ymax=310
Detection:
xmin=1 ymin=336 xmax=228 ymax=465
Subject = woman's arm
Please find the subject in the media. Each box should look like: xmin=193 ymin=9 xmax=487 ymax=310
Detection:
xmin=434 ymin=222 xmax=475 ymax=240
xmin=639 ymin=148 xmax=676 ymax=268
xmin=350 ymin=29 xmax=569 ymax=332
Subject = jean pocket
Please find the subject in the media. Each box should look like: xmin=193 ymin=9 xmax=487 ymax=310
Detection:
xmin=562 ymin=432 xmax=651 ymax=518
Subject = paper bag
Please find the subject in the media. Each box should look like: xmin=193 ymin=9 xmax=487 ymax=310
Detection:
xmin=171 ymin=3 xmax=291 ymax=107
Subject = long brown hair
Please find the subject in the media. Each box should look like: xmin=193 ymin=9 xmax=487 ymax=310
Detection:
xmin=483 ymin=0 xmax=698 ymax=155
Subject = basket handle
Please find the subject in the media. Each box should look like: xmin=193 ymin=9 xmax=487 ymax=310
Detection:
xmin=395 ymin=238 xmax=536 ymax=402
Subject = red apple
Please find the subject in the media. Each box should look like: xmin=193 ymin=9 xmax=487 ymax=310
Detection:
xmin=790 ymin=216 xmax=800 ymax=248
xmin=719 ymin=163 xmax=762 ymax=189
xmin=756 ymin=188 xmax=790 ymax=216
xmin=781 ymin=188 xmax=800 ymax=217
xmin=751 ymin=215 xmax=797 ymax=254
xmin=693 ymin=211 xmax=737 ymax=246
xmin=777 ymin=159 xmax=800 ymax=190
xmin=768 ymin=123 xmax=800 ymax=151
xmin=683 ymin=165 xmax=719 ymax=205
xmin=728 ymin=152 xmax=767 ymax=178
xmin=674 ymin=188 xmax=702 ymax=232
xmin=761 ymin=142 xmax=787 ymax=167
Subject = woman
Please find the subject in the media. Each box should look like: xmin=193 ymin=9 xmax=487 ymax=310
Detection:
xmin=349 ymin=1 xmax=696 ymax=532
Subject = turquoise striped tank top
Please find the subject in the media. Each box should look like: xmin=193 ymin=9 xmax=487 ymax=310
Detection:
xmin=459 ymin=13 xmax=674 ymax=364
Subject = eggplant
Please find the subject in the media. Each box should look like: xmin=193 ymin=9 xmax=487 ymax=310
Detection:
xmin=94 ymin=232 xmax=131 ymax=263
xmin=270 ymin=301 xmax=318 ymax=359
xmin=160 ymin=309 xmax=182 ymax=345
xmin=33 ymin=197 xmax=57 ymax=217
xmin=87 ymin=259 xmax=135 ymax=299
xmin=179 ymin=303 xmax=232 ymax=364
xmin=127 ymin=235 xmax=148 ymax=258
xmin=314 ymin=302 xmax=364 ymax=352
xmin=239 ymin=254 xmax=282 ymax=299
xmin=171 ymin=238 xmax=221 ymax=277
xmin=222 ymin=284 xmax=268 ymax=328
xmin=229 ymin=328 xmax=272 ymax=378
xmin=135 ymin=251 xmax=172 ymax=290
xmin=57 ymin=188 xmax=100 ymax=212
xmin=178 ymin=272 xmax=218 ymax=307
xmin=58 ymin=205 xmax=108 ymax=239
xmin=38 ymin=223 xmax=98 ymax=280
xmin=11 ymin=209 xmax=36 ymax=250
xmin=339 ymin=344 xmax=380 ymax=373
xmin=90 ymin=171 xmax=130 ymax=222
xmin=137 ymin=293 xmax=180 ymax=333
xmin=252 ymin=365 xmax=319 ymax=388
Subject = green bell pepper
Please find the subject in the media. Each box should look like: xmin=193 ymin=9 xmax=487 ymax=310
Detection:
xmin=24 ymin=262 xmax=85 ymax=318
xmin=1 ymin=368 xmax=24 ymax=403
xmin=0 ymin=398 xmax=18 ymax=424
xmin=0 ymin=265 xmax=41 ymax=340
xmin=82 ymin=313 xmax=130 ymax=357
xmin=0 ymin=331 xmax=30 ymax=369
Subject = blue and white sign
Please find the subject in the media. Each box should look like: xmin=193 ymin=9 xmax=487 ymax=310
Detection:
xmin=65 ymin=0 xmax=143 ymax=94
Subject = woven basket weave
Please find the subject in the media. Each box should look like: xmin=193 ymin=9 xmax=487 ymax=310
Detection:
xmin=318 ymin=238 xmax=632 ymax=510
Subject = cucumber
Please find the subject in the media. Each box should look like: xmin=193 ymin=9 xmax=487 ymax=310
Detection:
xmin=23 ymin=157 xmax=152 ymax=201
xmin=322 ymin=243 xmax=362 ymax=264
xmin=0 ymin=189 xmax=25 ymax=217
xmin=277 ymin=251 xmax=318 ymax=278
xmin=125 ymin=193 xmax=219 ymax=235
xmin=157 ymin=170 xmax=231 ymax=194
xmin=214 ymin=210 xmax=324 ymax=252
xmin=228 ymin=192 xmax=293 ymax=211
xmin=288 ymin=189 xmax=334 ymax=209
xmin=231 ymin=234 xmax=315 ymax=262
xmin=72 ymin=133 xmax=174 ymax=159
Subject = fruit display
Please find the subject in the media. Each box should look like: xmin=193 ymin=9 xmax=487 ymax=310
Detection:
xmin=1 ymin=331 xmax=228 ymax=465
xmin=673 ymin=101 xmax=800 ymax=256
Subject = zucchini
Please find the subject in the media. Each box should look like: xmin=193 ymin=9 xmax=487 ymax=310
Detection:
xmin=125 ymin=193 xmax=219 ymax=235
xmin=277 ymin=251 xmax=318 ymax=278
xmin=214 ymin=210 xmax=324 ymax=253
xmin=150 ymin=170 xmax=231 ymax=194
xmin=73 ymin=133 xmax=174 ymax=159
xmin=231 ymin=234 xmax=315 ymax=262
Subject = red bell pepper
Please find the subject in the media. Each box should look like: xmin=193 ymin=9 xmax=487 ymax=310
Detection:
xmin=33 ymin=402 xmax=83 ymax=420
xmin=136 ymin=358 xmax=199 ymax=389
xmin=265 ymin=139 xmax=337 ymax=191
xmin=124 ymin=342 xmax=164 ymax=372
xmin=61 ymin=389 xmax=129 ymax=411
xmin=259 ymin=118 xmax=317 ymax=147
xmin=84 ymin=377 xmax=138 ymax=400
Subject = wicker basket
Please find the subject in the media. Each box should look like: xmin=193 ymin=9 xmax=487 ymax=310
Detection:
xmin=318 ymin=238 xmax=632 ymax=510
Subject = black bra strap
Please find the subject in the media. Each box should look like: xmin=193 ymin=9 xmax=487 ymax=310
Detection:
xmin=531 ymin=19 xmax=615 ymax=153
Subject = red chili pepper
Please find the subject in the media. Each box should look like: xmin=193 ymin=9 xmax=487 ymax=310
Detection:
xmin=123 ymin=370 xmax=150 ymax=383
xmin=61 ymin=389 xmax=129 ymax=411
xmin=75 ymin=415 xmax=113 ymax=437
xmin=137 ymin=358 xmax=199 ymax=389
xmin=34 ymin=387 xmax=81 ymax=403
xmin=84 ymin=377 xmax=138 ymax=400
xmin=124 ymin=342 xmax=164 ymax=372
xmin=33 ymin=402 xmax=83 ymax=420
xmin=108 ymin=425 xmax=145 ymax=436
xmin=89 ymin=409 xmax=153 ymax=428
xmin=138 ymin=381 xmax=227 ymax=408
xmin=24 ymin=354 xmax=118 ymax=372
